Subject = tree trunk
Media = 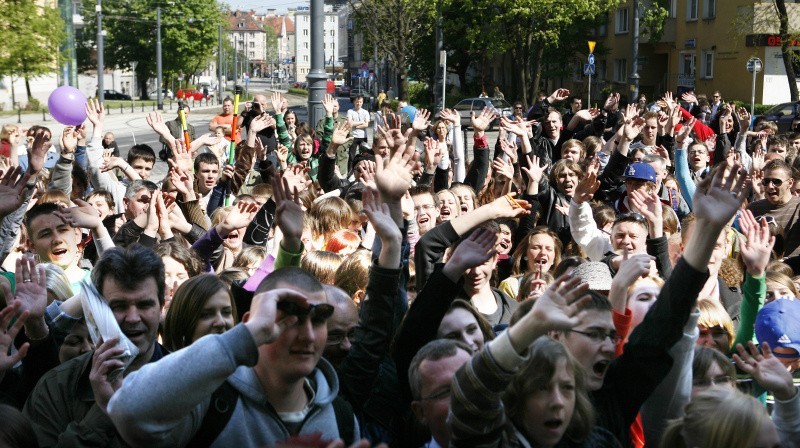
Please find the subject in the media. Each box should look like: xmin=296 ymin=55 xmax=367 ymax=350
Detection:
xmin=529 ymin=44 xmax=544 ymax=107
xmin=776 ymin=0 xmax=799 ymax=101
xmin=140 ymin=78 xmax=149 ymax=100
xmin=399 ymin=65 xmax=409 ymax=101
xmin=25 ymin=76 xmax=32 ymax=100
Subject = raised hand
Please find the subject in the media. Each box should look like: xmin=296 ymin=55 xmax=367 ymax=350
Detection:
xmin=0 ymin=166 xmax=31 ymax=217
xmin=622 ymin=103 xmax=639 ymax=123
xmin=55 ymin=198 xmax=103 ymax=230
xmin=60 ymin=126 xmax=78 ymax=154
xmin=271 ymin=176 xmax=305 ymax=247
xmin=445 ymin=228 xmax=498 ymax=274
xmin=675 ymin=117 xmax=696 ymax=146
xmin=733 ymin=341 xmax=797 ymax=401
xmin=521 ymin=154 xmax=548 ymax=186
xmin=375 ymin=139 xmax=418 ymax=201
xmin=489 ymin=193 xmax=531 ymax=218
xmin=751 ymin=168 xmax=765 ymax=200
xmin=628 ymin=189 xmax=663 ymax=238
xmin=358 ymin=160 xmax=377 ymax=191
xmin=271 ymin=91 xmax=286 ymax=114
xmin=423 ymin=137 xmax=442 ymax=172
xmin=603 ymin=92 xmax=620 ymax=112
xmin=681 ymin=92 xmax=698 ymax=105
xmin=0 ymin=302 xmax=29 ymax=383
xmin=27 ymin=129 xmax=51 ymax=175
xmin=609 ymin=252 xmax=655 ymax=311
xmin=736 ymin=107 xmax=751 ymax=132
xmin=84 ymin=98 xmax=105 ymax=127
xmin=528 ymin=275 xmax=591 ymax=334
xmin=500 ymin=116 xmax=527 ymax=137
xmin=738 ymin=210 xmax=774 ymax=277
xmin=322 ymin=94 xmax=337 ymax=117
xmin=548 ymin=88 xmax=570 ymax=103
xmin=499 ymin=138 xmax=518 ymax=164
xmin=146 ymin=111 xmax=171 ymax=138
xmin=574 ymin=108 xmax=601 ymax=122
xmin=492 ymin=157 xmax=514 ymax=181
xmin=219 ymin=201 xmax=258 ymax=236
xmin=693 ymin=163 xmax=749 ymax=228
xmin=412 ymin=108 xmax=431 ymax=132
xmin=99 ymin=156 xmax=123 ymax=173
xmin=362 ymin=188 xmax=401 ymax=246
xmin=439 ymin=108 xmax=460 ymax=125
xmin=245 ymin=288 xmax=308 ymax=346
xmin=167 ymin=160 xmax=195 ymax=200
xmin=282 ymin=164 xmax=312 ymax=193
xmin=331 ymin=121 xmax=351 ymax=147
xmin=89 ymin=337 xmax=125 ymax=413
xmin=249 ymin=114 xmax=272 ymax=134
xmin=573 ymin=162 xmax=600 ymax=204
xmin=276 ymin=144 xmax=289 ymax=167
xmin=623 ymin=116 xmax=646 ymax=141
xmin=170 ymin=138 xmax=193 ymax=174
xmin=471 ymin=108 xmax=497 ymax=133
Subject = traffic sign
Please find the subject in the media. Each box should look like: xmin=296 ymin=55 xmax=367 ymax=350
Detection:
xmin=746 ymin=57 xmax=763 ymax=73
xmin=588 ymin=41 xmax=596 ymax=54
xmin=584 ymin=64 xmax=595 ymax=76
xmin=360 ymin=62 xmax=369 ymax=70
xmin=588 ymin=54 xmax=595 ymax=65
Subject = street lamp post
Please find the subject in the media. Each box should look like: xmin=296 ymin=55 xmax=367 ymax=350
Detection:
xmin=218 ymin=24 xmax=223 ymax=103
xmin=156 ymin=7 xmax=163 ymax=110
xmin=629 ymin=0 xmax=640 ymax=102
xmin=307 ymin=0 xmax=326 ymax=129
xmin=96 ymin=0 xmax=104 ymax=103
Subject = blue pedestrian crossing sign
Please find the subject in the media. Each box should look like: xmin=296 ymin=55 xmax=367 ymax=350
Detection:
xmin=584 ymin=64 xmax=595 ymax=76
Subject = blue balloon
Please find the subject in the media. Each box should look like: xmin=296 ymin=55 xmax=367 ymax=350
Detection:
xmin=48 ymin=86 xmax=87 ymax=126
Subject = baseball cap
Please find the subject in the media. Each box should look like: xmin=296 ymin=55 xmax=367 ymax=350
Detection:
xmin=571 ymin=262 xmax=613 ymax=292
xmin=624 ymin=162 xmax=657 ymax=184
xmin=755 ymin=298 xmax=800 ymax=358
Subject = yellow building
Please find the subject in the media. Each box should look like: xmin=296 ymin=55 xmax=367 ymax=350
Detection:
xmin=572 ymin=0 xmax=800 ymax=105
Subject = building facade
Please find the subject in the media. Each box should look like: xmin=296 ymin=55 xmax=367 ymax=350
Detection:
xmin=228 ymin=10 xmax=268 ymax=79
xmin=293 ymin=5 xmax=341 ymax=81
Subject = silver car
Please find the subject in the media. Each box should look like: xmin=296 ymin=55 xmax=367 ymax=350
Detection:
xmin=453 ymin=97 xmax=513 ymax=131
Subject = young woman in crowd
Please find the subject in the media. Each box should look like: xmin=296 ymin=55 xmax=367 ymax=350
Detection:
xmin=162 ymin=274 xmax=237 ymax=352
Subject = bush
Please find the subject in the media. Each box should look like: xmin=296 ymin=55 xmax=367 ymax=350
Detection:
xmin=729 ymin=101 xmax=775 ymax=116
xmin=24 ymin=98 xmax=42 ymax=111
xmin=407 ymin=82 xmax=431 ymax=109
xmin=288 ymin=88 xmax=308 ymax=96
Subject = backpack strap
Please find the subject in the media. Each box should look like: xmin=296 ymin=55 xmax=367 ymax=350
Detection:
xmin=332 ymin=396 xmax=356 ymax=445
xmin=185 ymin=381 xmax=239 ymax=448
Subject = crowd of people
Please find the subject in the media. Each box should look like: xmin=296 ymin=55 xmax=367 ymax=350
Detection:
xmin=0 ymin=84 xmax=799 ymax=448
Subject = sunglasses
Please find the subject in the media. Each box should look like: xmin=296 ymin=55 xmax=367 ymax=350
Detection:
xmin=762 ymin=178 xmax=787 ymax=187
xmin=614 ymin=212 xmax=646 ymax=224
xmin=277 ymin=301 xmax=335 ymax=324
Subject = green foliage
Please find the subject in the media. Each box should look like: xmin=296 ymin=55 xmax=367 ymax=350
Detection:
xmin=729 ymin=101 xmax=775 ymax=116
xmin=287 ymin=88 xmax=308 ymax=96
xmin=0 ymin=0 xmax=66 ymax=95
xmin=642 ymin=1 xmax=670 ymax=44
xmin=407 ymin=82 xmax=431 ymax=108
xmin=77 ymin=0 xmax=224 ymax=96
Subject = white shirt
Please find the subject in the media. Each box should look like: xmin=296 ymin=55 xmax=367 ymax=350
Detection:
xmin=347 ymin=108 xmax=370 ymax=139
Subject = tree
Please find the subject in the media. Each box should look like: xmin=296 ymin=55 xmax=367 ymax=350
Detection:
xmin=0 ymin=0 xmax=65 ymax=101
xmin=77 ymin=0 xmax=223 ymax=99
xmin=775 ymin=0 xmax=799 ymax=101
xmin=350 ymin=0 xmax=436 ymax=101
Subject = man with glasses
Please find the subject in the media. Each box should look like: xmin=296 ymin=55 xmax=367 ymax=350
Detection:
xmin=748 ymin=159 xmax=800 ymax=257
xmin=411 ymin=186 xmax=440 ymax=236
xmin=710 ymin=91 xmax=723 ymax=117
xmin=108 ymin=267 xmax=358 ymax=446
xmin=323 ymin=285 xmax=358 ymax=368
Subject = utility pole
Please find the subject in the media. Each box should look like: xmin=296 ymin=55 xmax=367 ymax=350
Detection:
xmin=233 ymin=35 xmax=238 ymax=85
xmin=433 ymin=0 xmax=443 ymax=114
xmin=96 ymin=0 xmax=104 ymax=103
xmin=629 ymin=0 xmax=640 ymax=102
xmin=218 ymin=24 xmax=223 ymax=103
xmin=307 ymin=0 xmax=326 ymax=129
xmin=156 ymin=7 xmax=163 ymax=110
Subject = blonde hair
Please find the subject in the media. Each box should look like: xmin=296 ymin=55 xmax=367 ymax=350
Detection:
xmin=232 ymin=246 xmax=267 ymax=270
xmin=309 ymin=197 xmax=353 ymax=245
xmin=511 ymin=226 xmax=562 ymax=276
xmin=696 ymin=298 xmax=735 ymax=350
xmin=1 ymin=124 xmax=18 ymax=141
xmin=300 ymin=251 xmax=343 ymax=285
xmin=766 ymin=270 xmax=799 ymax=298
xmin=660 ymin=387 xmax=769 ymax=448
xmin=334 ymin=249 xmax=371 ymax=302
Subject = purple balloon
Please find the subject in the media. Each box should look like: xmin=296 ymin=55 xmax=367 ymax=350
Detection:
xmin=48 ymin=86 xmax=87 ymax=126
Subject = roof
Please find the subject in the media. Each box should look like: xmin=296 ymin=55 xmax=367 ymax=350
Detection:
xmin=260 ymin=15 xmax=294 ymax=36
xmin=228 ymin=10 xmax=263 ymax=32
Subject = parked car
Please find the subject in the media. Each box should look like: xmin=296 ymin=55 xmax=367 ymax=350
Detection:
xmin=161 ymin=89 xmax=174 ymax=100
xmin=176 ymin=88 xmax=204 ymax=101
xmin=101 ymin=89 xmax=131 ymax=100
xmin=453 ymin=97 xmax=513 ymax=131
xmin=756 ymin=101 xmax=800 ymax=133
xmin=293 ymin=81 xmax=307 ymax=89
xmin=338 ymin=85 xmax=352 ymax=97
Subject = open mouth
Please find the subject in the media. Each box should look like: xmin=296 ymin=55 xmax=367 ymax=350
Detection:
xmin=51 ymin=248 xmax=68 ymax=257
xmin=499 ymin=240 xmax=510 ymax=251
xmin=460 ymin=204 xmax=468 ymax=213
xmin=543 ymin=419 xmax=563 ymax=430
xmin=440 ymin=207 xmax=451 ymax=218
xmin=593 ymin=360 xmax=611 ymax=376
xmin=227 ymin=231 xmax=240 ymax=243
xmin=418 ymin=215 xmax=430 ymax=226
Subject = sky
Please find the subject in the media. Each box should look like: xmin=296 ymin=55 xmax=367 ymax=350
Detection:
xmin=231 ymin=0 xmax=309 ymax=13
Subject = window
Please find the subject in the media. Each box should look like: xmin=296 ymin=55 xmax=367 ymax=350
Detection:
xmin=686 ymin=0 xmax=698 ymax=20
xmin=669 ymin=0 xmax=677 ymax=18
xmin=303 ymin=55 xmax=309 ymax=62
xmin=616 ymin=8 xmax=629 ymax=33
xmin=614 ymin=59 xmax=627 ymax=83
xmin=249 ymin=51 xmax=254 ymax=58
xmin=249 ymin=42 xmax=254 ymax=48
xmin=702 ymin=51 xmax=714 ymax=78
xmin=597 ymin=60 xmax=607 ymax=81
xmin=303 ymin=29 xmax=308 ymax=36
xmin=249 ymin=32 xmax=254 ymax=38
xmin=598 ymin=21 xmax=607 ymax=37
xmin=303 ymin=42 xmax=308 ymax=49
xmin=238 ymin=22 xmax=244 ymax=28
xmin=703 ymin=0 xmax=715 ymax=19
xmin=330 ymin=30 xmax=334 ymax=37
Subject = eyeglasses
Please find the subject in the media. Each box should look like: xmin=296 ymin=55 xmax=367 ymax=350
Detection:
xmin=514 ymin=106 xmax=523 ymax=110
xmin=277 ymin=301 xmax=335 ymax=325
xmin=762 ymin=178 xmax=787 ymax=187
xmin=421 ymin=387 xmax=451 ymax=401
xmin=692 ymin=375 xmax=731 ymax=388
xmin=414 ymin=204 xmax=436 ymax=212
xmin=569 ymin=329 xmax=623 ymax=345
xmin=326 ymin=328 xmax=356 ymax=346
xmin=688 ymin=150 xmax=707 ymax=156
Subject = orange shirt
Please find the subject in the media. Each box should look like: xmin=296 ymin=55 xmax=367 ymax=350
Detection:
xmin=210 ymin=114 xmax=240 ymax=143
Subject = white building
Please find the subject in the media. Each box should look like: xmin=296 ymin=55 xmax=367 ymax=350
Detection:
xmin=228 ymin=10 xmax=269 ymax=79
xmin=293 ymin=5 xmax=341 ymax=81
